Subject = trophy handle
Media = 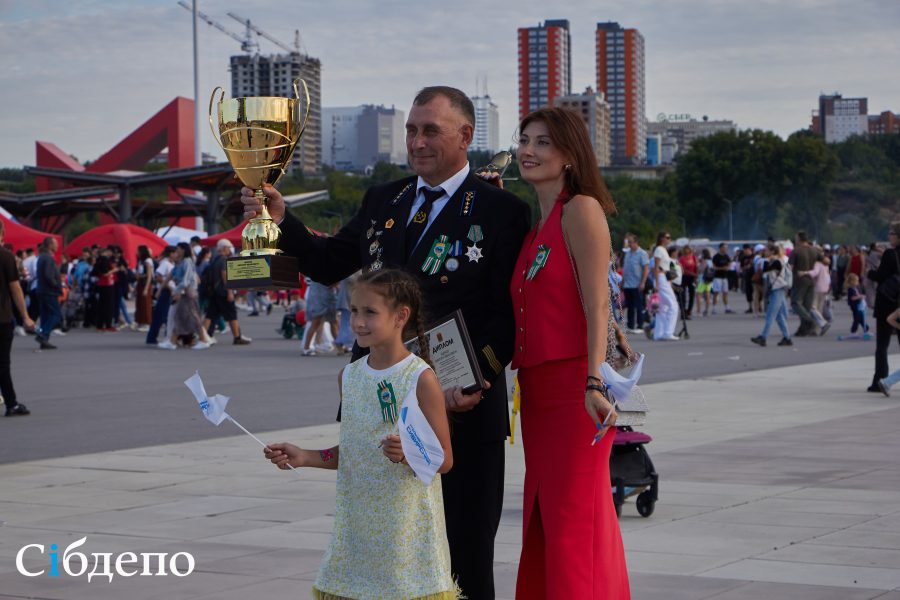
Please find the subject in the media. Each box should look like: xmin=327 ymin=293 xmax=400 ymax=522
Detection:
xmin=292 ymin=79 xmax=312 ymax=140
xmin=208 ymin=86 xmax=226 ymax=151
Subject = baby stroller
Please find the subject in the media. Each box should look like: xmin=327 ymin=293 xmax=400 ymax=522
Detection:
xmin=610 ymin=426 xmax=658 ymax=518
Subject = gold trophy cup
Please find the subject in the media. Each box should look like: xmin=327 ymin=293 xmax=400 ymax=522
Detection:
xmin=209 ymin=79 xmax=310 ymax=288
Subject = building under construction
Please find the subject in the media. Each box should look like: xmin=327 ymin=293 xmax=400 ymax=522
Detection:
xmin=184 ymin=5 xmax=322 ymax=175
xmin=230 ymin=52 xmax=322 ymax=175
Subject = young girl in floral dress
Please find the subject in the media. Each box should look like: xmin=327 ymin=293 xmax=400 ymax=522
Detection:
xmin=264 ymin=269 xmax=457 ymax=600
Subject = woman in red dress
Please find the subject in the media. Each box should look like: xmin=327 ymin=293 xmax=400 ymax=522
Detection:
xmin=485 ymin=108 xmax=630 ymax=598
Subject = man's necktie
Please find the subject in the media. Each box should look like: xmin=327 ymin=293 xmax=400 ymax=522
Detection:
xmin=405 ymin=187 xmax=444 ymax=258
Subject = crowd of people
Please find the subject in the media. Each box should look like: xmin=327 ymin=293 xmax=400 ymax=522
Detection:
xmin=616 ymin=231 xmax=889 ymax=344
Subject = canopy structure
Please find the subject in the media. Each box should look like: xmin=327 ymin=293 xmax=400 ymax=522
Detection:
xmin=1 ymin=215 xmax=62 ymax=258
xmin=199 ymin=223 xmax=244 ymax=250
xmin=63 ymin=224 xmax=168 ymax=267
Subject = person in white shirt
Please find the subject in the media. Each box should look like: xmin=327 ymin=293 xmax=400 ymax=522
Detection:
xmin=650 ymin=231 xmax=680 ymax=341
xmin=145 ymin=246 xmax=175 ymax=344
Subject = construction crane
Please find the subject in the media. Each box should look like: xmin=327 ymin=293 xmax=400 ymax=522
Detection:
xmin=227 ymin=12 xmax=301 ymax=54
xmin=176 ymin=1 xmax=258 ymax=54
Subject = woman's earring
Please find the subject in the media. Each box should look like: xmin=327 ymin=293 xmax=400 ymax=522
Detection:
xmin=564 ymin=164 xmax=572 ymax=171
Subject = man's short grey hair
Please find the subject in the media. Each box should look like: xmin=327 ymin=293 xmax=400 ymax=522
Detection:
xmin=413 ymin=86 xmax=475 ymax=127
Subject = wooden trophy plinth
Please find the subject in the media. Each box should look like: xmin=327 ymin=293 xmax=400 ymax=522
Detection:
xmin=225 ymin=254 xmax=299 ymax=290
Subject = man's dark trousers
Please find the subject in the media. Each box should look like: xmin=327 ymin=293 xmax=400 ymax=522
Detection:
xmin=790 ymin=276 xmax=816 ymax=333
xmin=624 ymin=287 xmax=645 ymax=329
xmin=145 ymin=288 xmax=170 ymax=344
xmin=37 ymin=294 xmax=61 ymax=342
xmin=0 ymin=322 xmax=17 ymax=411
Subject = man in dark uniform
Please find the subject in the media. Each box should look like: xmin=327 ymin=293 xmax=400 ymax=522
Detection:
xmin=241 ymin=86 xmax=530 ymax=599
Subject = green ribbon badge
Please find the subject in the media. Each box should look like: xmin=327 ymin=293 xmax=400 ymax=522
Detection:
xmin=467 ymin=225 xmax=484 ymax=243
xmin=526 ymin=244 xmax=551 ymax=280
xmin=421 ymin=234 xmax=450 ymax=275
xmin=377 ymin=380 xmax=398 ymax=424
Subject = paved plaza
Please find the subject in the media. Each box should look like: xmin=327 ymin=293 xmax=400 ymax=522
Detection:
xmin=1 ymin=306 xmax=899 ymax=599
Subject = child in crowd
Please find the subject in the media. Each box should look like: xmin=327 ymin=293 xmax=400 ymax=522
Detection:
xmin=263 ymin=269 xmax=457 ymax=599
xmin=846 ymin=273 xmax=869 ymax=336
xmin=276 ymin=290 xmax=306 ymax=339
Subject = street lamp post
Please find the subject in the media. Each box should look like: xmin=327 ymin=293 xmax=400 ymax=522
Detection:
xmin=723 ymin=198 xmax=733 ymax=241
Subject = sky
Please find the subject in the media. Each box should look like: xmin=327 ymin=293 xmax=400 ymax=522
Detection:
xmin=1 ymin=0 xmax=898 ymax=169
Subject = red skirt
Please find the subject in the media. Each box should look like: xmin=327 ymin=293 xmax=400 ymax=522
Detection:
xmin=516 ymin=356 xmax=630 ymax=599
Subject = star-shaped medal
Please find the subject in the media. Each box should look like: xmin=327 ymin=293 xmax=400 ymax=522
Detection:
xmin=466 ymin=243 xmax=483 ymax=263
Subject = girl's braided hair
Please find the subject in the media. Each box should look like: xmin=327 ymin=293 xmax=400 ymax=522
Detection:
xmin=355 ymin=269 xmax=433 ymax=368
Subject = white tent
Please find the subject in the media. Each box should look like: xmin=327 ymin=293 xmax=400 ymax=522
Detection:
xmin=154 ymin=225 xmax=207 ymax=246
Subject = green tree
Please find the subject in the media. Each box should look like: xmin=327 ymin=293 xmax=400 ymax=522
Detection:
xmin=780 ymin=131 xmax=839 ymax=239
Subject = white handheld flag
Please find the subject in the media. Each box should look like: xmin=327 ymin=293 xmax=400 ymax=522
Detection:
xmin=397 ymin=387 xmax=444 ymax=486
xmin=185 ymin=371 xmax=230 ymax=425
xmin=183 ymin=371 xmax=299 ymax=475
xmin=599 ymin=353 xmax=645 ymax=404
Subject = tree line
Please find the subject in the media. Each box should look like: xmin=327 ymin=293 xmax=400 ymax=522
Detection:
xmin=3 ymin=131 xmax=897 ymax=247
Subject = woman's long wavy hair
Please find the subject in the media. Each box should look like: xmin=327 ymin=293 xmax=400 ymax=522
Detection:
xmin=518 ymin=107 xmax=617 ymax=215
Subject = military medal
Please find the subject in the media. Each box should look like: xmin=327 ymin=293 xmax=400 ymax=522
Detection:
xmin=366 ymin=219 xmax=376 ymax=240
xmin=369 ymin=240 xmax=380 ymax=255
xmin=449 ymin=240 xmax=463 ymax=257
xmin=466 ymin=225 xmax=484 ymax=263
xmin=527 ymin=244 xmax=551 ymax=280
xmin=421 ymin=234 xmax=450 ymax=275
xmin=385 ymin=218 xmax=395 ymax=229
xmin=446 ymin=257 xmax=459 ymax=272
xmin=377 ymin=380 xmax=398 ymax=424
xmin=371 ymin=259 xmax=383 ymax=272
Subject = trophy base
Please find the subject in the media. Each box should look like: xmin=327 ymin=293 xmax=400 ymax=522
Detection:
xmin=225 ymin=254 xmax=299 ymax=290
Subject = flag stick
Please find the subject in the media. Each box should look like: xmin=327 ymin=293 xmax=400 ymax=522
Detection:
xmin=227 ymin=415 xmax=300 ymax=474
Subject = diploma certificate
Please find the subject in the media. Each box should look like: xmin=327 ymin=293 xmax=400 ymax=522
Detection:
xmin=405 ymin=310 xmax=485 ymax=394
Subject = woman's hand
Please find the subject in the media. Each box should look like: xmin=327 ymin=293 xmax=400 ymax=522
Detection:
xmin=380 ymin=434 xmax=406 ymax=464
xmin=474 ymin=170 xmax=504 ymax=189
xmin=585 ymin=388 xmax=617 ymax=444
xmin=264 ymin=443 xmax=303 ymax=469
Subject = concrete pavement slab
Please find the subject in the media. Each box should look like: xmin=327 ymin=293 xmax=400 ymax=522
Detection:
xmin=2 ymin=355 xmax=900 ymax=598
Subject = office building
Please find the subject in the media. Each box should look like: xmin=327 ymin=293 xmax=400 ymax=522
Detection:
xmin=322 ymin=105 xmax=406 ymax=171
xmin=517 ymin=19 xmax=572 ymax=121
xmin=230 ymin=52 xmax=322 ymax=174
xmin=554 ymin=87 xmax=611 ymax=167
xmin=646 ymin=135 xmax=661 ymax=166
xmin=595 ymin=22 xmax=646 ymax=165
xmin=647 ymin=114 xmax=737 ymax=161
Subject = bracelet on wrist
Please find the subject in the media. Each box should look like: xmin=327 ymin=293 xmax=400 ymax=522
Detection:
xmin=585 ymin=382 xmax=610 ymax=400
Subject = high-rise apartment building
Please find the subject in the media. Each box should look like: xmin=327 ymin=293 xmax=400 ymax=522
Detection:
xmin=471 ymin=94 xmax=501 ymax=153
xmin=554 ymin=87 xmax=611 ymax=167
xmin=517 ymin=19 xmax=571 ymax=121
xmin=596 ymin=22 xmax=646 ymax=165
xmin=322 ymin=105 xmax=406 ymax=171
xmin=230 ymin=52 xmax=322 ymax=174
